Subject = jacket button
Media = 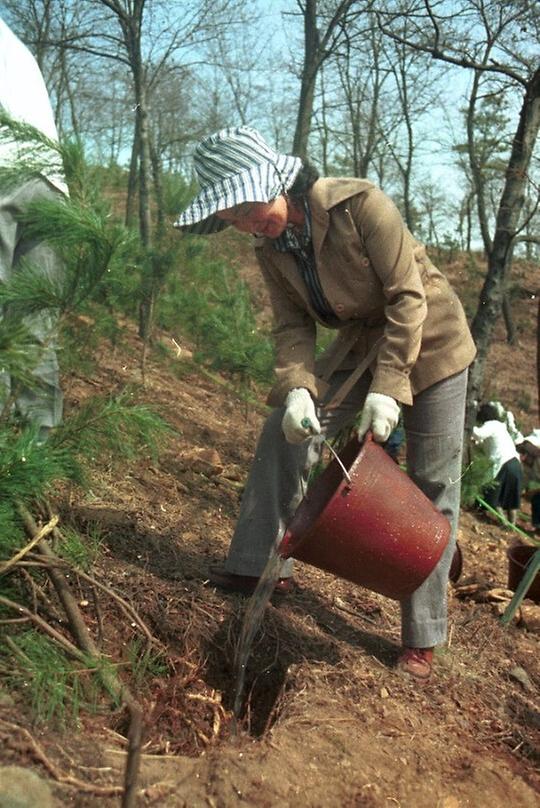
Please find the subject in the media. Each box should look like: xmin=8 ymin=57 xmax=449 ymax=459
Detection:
xmin=335 ymin=304 xmax=344 ymax=312
xmin=362 ymin=257 xmax=370 ymax=267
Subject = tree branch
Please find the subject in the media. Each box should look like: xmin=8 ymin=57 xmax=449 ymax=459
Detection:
xmin=376 ymin=13 xmax=528 ymax=87
xmin=0 ymin=515 xmax=58 ymax=576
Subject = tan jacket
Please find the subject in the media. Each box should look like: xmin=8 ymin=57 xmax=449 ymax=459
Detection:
xmin=255 ymin=178 xmax=476 ymax=407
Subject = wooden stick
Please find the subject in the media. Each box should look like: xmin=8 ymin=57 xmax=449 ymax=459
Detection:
xmin=0 ymin=594 xmax=85 ymax=661
xmin=18 ymin=504 xmax=145 ymax=808
xmin=75 ymin=568 xmax=163 ymax=650
xmin=0 ymin=514 xmax=58 ymax=576
xmin=25 ymin=552 xmax=162 ymax=650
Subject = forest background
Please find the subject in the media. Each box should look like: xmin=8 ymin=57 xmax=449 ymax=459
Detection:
xmin=0 ymin=2 xmax=539 ymax=806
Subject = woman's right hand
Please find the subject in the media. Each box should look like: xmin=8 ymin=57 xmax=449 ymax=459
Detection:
xmin=281 ymin=388 xmax=321 ymax=444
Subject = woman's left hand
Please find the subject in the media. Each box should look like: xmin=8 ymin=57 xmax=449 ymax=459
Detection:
xmin=357 ymin=393 xmax=400 ymax=443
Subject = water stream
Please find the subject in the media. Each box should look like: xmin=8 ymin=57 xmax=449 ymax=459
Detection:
xmin=232 ymin=545 xmax=285 ymax=722
xmin=232 ymin=436 xmax=348 ymax=726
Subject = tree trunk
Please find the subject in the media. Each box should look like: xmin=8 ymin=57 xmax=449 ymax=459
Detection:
xmin=465 ymin=67 xmax=540 ymax=432
xmin=292 ymin=0 xmax=360 ymax=158
xmin=136 ymin=84 xmax=152 ymax=249
xmin=57 ymin=25 xmax=80 ymax=140
xmin=125 ymin=114 xmax=139 ymax=228
xmin=136 ymin=85 xmax=156 ymax=341
xmin=502 ymin=294 xmax=516 ymax=345
xmin=149 ymin=135 xmax=165 ymax=237
xmin=467 ymin=69 xmax=493 ymax=254
xmin=292 ymin=0 xmax=320 ymax=157
xmin=318 ymin=67 xmax=330 ymax=173
xmin=394 ymin=56 xmax=414 ymax=230
xmin=465 ymin=193 xmax=473 ymax=253
xmin=537 ymin=295 xmax=540 ymax=420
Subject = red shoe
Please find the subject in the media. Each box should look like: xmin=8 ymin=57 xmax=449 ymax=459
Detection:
xmin=208 ymin=566 xmax=295 ymax=596
xmin=397 ymin=647 xmax=434 ymax=681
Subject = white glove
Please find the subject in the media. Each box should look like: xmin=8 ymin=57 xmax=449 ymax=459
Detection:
xmin=281 ymin=388 xmax=321 ymax=444
xmin=357 ymin=392 xmax=400 ymax=443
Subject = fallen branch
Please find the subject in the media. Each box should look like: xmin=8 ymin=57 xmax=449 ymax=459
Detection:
xmin=23 ymin=553 xmax=162 ymax=651
xmin=75 ymin=568 xmax=164 ymax=650
xmin=0 ymin=594 xmax=86 ymax=661
xmin=0 ymin=514 xmax=58 ymax=576
xmin=333 ymin=596 xmax=380 ymax=625
xmin=17 ymin=504 xmax=145 ymax=808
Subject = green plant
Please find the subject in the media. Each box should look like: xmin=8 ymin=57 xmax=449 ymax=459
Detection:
xmin=0 ymin=315 xmax=44 ymax=398
xmin=127 ymin=638 xmax=169 ymax=689
xmin=0 ymin=118 xmax=173 ymax=732
xmin=160 ymin=173 xmax=197 ymax=218
xmin=2 ymin=632 xmax=88 ymax=725
xmin=0 ymin=502 xmax=27 ymax=559
xmin=51 ymin=388 xmax=170 ymax=469
xmin=0 ymin=423 xmax=84 ymax=526
xmin=460 ymin=452 xmax=497 ymax=507
xmin=159 ymin=240 xmax=274 ymax=388
xmin=56 ymin=525 xmax=103 ymax=571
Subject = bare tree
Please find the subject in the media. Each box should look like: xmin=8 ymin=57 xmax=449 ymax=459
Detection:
xmin=378 ymin=0 xmax=540 ymax=428
xmin=288 ymin=0 xmax=367 ymax=157
xmin=325 ymin=18 xmax=391 ymax=177
xmin=302 ymin=4 xmax=447 ymax=233
xmin=382 ymin=34 xmax=442 ymax=230
xmin=1 ymin=0 xmax=93 ymax=140
xmin=206 ymin=19 xmax=265 ymax=126
xmin=40 ymin=0 xmax=244 ymax=339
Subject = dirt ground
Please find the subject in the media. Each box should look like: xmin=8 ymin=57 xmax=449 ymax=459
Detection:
xmin=0 ymin=252 xmax=538 ymax=807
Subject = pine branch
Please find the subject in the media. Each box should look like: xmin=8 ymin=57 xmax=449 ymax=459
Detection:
xmin=0 ymin=593 xmax=85 ymax=660
xmin=25 ymin=548 xmax=164 ymax=651
xmin=0 ymin=197 xmax=135 ymax=317
xmin=0 ymin=318 xmax=44 ymax=420
xmin=0 ymin=425 xmax=83 ymax=510
xmin=0 ymin=111 xmax=65 ymax=189
xmin=50 ymin=390 xmax=170 ymax=463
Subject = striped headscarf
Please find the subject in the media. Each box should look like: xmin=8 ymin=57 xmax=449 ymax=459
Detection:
xmin=174 ymin=126 xmax=302 ymax=234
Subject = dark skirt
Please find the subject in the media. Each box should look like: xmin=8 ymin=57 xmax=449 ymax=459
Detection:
xmin=483 ymin=457 xmax=522 ymax=510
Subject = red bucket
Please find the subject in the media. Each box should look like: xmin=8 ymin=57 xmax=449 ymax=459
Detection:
xmin=507 ymin=544 xmax=540 ymax=604
xmin=278 ymin=434 xmax=450 ymax=600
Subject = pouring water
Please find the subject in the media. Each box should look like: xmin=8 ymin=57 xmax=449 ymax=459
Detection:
xmin=232 ymin=545 xmax=286 ymax=723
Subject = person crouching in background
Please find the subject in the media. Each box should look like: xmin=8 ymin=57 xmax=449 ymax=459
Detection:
xmin=472 ymin=403 xmax=523 ymax=524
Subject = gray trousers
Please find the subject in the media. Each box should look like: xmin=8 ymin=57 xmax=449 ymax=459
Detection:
xmin=224 ymin=368 xmax=468 ymax=648
xmin=0 ymin=177 xmax=63 ymax=429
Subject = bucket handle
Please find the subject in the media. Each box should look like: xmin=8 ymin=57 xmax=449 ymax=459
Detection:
xmin=301 ymin=416 xmax=353 ymax=485
xmin=322 ymin=436 xmax=353 ymax=486
xmin=301 ymin=418 xmax=372 ymax=487
xmin=324 ymin=431 xmax=376 ymax=488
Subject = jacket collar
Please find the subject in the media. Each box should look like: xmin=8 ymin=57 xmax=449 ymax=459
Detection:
xmin=308 ymin=177 xmax=374 ymax=213
xmin=255 ymin=176 xmax=374 ymax=277
xmin=308 ymin=177 xmax=374 ymax=262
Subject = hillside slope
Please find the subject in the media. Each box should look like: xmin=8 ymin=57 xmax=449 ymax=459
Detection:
xmin=0 ymin=253 xmax=538 ymax=807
